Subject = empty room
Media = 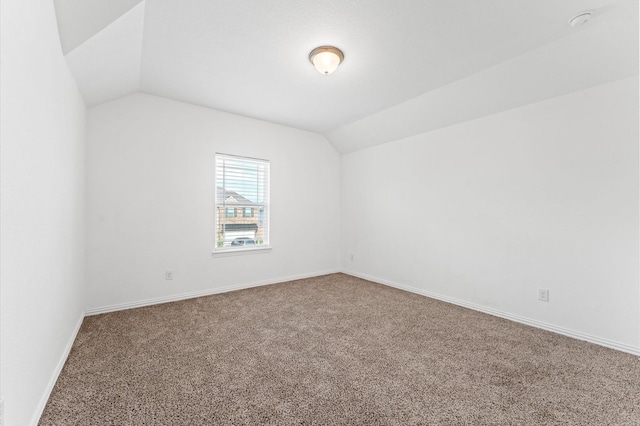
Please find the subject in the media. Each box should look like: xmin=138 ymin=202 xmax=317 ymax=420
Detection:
xmin=1 ymin=0 xmax=639 ymax=425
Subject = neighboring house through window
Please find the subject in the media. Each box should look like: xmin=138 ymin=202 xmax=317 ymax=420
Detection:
xmin=215 ymin=154 xmax=270 ymax=251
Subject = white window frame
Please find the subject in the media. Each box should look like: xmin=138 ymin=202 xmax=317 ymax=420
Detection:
xmin=214 ymin=153 xmax=270 ymax=253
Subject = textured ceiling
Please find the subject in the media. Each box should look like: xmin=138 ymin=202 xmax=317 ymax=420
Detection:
xmin=54 ymin=0 xmax=638 ymax=152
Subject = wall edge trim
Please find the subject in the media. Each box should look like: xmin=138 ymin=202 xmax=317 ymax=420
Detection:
xmin=30 ymin=313 xmax=85 ymax=426
xmin=84 ymin=269 xmax=341 ymax=316
xmin=342 ymin=269 xmax=640 ymax=357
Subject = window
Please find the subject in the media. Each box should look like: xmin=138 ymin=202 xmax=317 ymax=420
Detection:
xmin=215 ymin=154 xmax=269 ymax=251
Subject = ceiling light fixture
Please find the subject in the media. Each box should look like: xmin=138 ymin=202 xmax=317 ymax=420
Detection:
xmin=309 ymin=46 xmax=344 ymax=76
xmin=569 ymin=11 xmax=592 ymax=27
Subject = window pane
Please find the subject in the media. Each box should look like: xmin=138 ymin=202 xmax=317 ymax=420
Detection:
xmin=215 ymin=154 xmax=269 ymax=251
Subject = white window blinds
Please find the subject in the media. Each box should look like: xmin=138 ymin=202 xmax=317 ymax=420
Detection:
xmin=215 ymin=154 xmax=270 ymax=251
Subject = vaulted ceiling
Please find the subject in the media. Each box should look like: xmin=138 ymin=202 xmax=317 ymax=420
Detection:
xmin=53 ymin=0 xmax=638 ymax=153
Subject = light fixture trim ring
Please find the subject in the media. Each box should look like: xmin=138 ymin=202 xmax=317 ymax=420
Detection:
xmin=309 ymin=46 xmax=345 ymax=65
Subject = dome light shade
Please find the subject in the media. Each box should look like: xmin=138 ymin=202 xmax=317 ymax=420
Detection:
xmin=309 ymin=46 xmax=344 ymax=75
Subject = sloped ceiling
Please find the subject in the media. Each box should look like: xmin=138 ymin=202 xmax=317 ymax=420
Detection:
xmin=54 ymin=0 xmax=638 ymax=153
xmin=53 ymin=0 xmax=142 ymax=54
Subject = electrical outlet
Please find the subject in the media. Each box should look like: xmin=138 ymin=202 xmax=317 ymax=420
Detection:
xmin=350 ymin=254 xmax=354 ymax=262
xmin=165 ymin=271 xmax=173 ymax=280
xmin=538 ymin=288 xmax=549 ymax=302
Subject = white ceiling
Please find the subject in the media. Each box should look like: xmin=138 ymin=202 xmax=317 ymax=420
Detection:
xmin=53 ymin=0 xmax=142 ymax=54
xmin=54 ymin=0 xmax=638 ymax=153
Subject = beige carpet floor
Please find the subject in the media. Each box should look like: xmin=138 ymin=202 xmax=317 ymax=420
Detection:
xmin=40 ymin=273 xmax=639 ymax=425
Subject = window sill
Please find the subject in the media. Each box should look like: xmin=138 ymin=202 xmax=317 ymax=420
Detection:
xmin=212 ymin=246 xmax=272 ymax=257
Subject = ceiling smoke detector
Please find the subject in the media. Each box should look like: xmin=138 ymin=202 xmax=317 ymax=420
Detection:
xmin=569 ymin=11 xmax=593 ymax=27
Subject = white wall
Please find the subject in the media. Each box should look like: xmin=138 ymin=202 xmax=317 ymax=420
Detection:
xmin=0 ymin=1 xmax=87 ymax=425
xmin=86 ymin=94 xmax=341 ymax=311
xmin=342 ymin=77 xmax=639 ymax=353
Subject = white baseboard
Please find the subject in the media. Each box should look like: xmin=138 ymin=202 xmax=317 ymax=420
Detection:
xmin=30 ymin=313 xmax=84 ymax=426
xmin=342 ymin=269 xmax=640 ymax=357
xmin=31 ymin=268 xmax=637 ymax=425
xmin=85 ymin=269 xmax=341 ymax=316
xmin=32 ymin=270 xmax=339 ymax=425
